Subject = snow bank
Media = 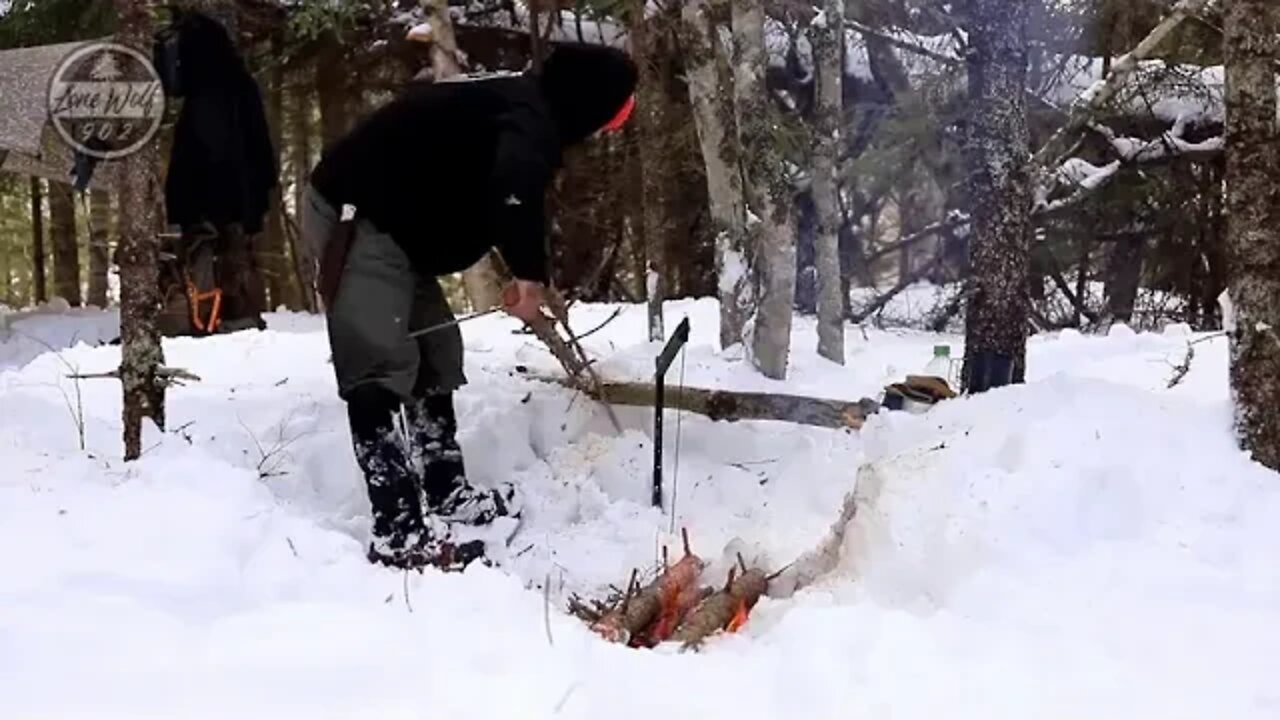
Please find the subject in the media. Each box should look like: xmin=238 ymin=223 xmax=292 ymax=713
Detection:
xmin=1 ymin=301 xmax=1275 ymax=719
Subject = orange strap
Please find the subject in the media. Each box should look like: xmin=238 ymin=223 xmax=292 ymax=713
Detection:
xmin=186 ymin=279 xmax=223 ymax=334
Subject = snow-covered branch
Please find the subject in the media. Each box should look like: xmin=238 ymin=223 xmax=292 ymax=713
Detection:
xmin=1033 ymin=0 xmax=1214 ymax=172
xmin=1039 ymin=115 xmax=1223 ymax=214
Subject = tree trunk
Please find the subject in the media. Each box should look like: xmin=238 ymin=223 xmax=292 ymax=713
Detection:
xmin=1104 ymin=234 xmax=1143 ymax=323
xmin=0 ymin=224 xmax=10 ymax=305
xmin=1223 ymin=0 xmax=1280 ymax=471
xmin=260 ymin=30 xmax=297 ymax=310
xmin=632 ymin=0 xmax=665 ymax=341
xmin=29 ymin=177 xmax=46 ymax=304
xmin=49 ymin=181 xmax=81 ymax=307
xmin=683 ymin=0 xmax=752 ymax=350
xmin=316 ymin=39 xmax=351 ymax=150
xmin=114 ymin=0 xmax=166 ymax=461
xmin=812 ymin=0 xmax=845 ymax=364
xmin=960 ymin=0 xmax=1032 ymax=393
xmin=88 ymin=189 xmax=111 ymax=307
xmin=291 ymin=66 xmax=318 ymax=312
xmin=421 ymin=0 xmax=505 ymax=313
xmin=733 ymin=0 xmax=795 ymax=380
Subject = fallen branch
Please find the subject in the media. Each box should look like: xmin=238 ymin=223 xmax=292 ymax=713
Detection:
xmin=1032 ymin=0 xmax=1213 ymax=174
xmin=68 ymin=366 xmax=202 ymax=387
xmin=851 ymin=253 xmax=947 ymax=325
xmin=524 ymin=373 xmax=874 ymax=430
xmin=1168 ymin=342 xmax=1194 ymax=389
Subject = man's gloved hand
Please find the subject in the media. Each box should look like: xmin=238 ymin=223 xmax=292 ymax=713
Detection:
xmin=502 ymin=279 xmax=545 ymax=323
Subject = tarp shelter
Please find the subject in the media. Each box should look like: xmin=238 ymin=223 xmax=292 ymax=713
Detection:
xmin=0 ymin=38 xmax=124 ymax=192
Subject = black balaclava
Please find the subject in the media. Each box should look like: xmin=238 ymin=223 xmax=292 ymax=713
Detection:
xmin=536 ymin=43 xmax=639 ymax=147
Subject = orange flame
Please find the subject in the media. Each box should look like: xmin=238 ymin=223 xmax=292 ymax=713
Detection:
xmin=645 ymin=581 xmax=686 ymax=645
xmin=726 ymin=599 xmax=750 ymax=633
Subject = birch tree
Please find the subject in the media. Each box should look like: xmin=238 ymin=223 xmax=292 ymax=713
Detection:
xmin=960 ymin=0 xmax=1032 ymax=392
xmin=1222 ymin=0 xmax=1280 ymax=471
xmin=733 ymin=0 xmax=795 ymax=380
xmin=114 ymin=0 xmax=167 ymax=460
xmin=811 ymin=0 xmax=844 ymax=365
xmin=683 ymin=0 xmax=752 ymax=350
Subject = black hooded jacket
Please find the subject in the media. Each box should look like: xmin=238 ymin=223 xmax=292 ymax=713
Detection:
xmin=309 ymin=43 xmax=638 ymax=284
xmin=160 ymin=11 xmax=277 ymax=235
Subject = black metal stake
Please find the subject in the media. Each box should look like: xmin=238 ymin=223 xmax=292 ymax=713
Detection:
xmin=653 ymin=318 xmax=691 ymax=509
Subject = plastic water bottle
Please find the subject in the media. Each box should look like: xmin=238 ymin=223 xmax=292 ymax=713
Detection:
xmin=923 ymin=344 xmax=952 ymax=381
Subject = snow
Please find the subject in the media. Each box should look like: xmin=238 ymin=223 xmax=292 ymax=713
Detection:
xmin=3 ymin=299 xmax=1278 ymax=719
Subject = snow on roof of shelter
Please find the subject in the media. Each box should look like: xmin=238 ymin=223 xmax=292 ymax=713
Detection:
xmin=0 ymin=40 xmax=93 ymax=156
xmin=0 ymin=38 xmax=123 ymax=191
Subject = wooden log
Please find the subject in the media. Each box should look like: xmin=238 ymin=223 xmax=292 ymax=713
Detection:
xmin=586 ymin=530 xmax=707 ymax=645
xmin=523 ymin=372 xmax=876 ymax=430
xmin=669 ymin=560 xmax=769 ymax=650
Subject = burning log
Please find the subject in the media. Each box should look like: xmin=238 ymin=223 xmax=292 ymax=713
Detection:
xmin=569 ymin=537 xmax=775 ymax=652
xmin=574 ymin=529 xmax=707 ymax=646
xmin=670 ymin=555 xmax=770 ymax=651
xmin=642 ymin=583 xmax=714 ymax=646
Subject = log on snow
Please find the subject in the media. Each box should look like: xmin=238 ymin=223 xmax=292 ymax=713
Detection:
xmin=526 ymin=373 xmax=875 ymax=430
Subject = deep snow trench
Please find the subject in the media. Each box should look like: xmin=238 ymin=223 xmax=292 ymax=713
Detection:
xmin=2 ymin=300 xmax=1277 ymax=720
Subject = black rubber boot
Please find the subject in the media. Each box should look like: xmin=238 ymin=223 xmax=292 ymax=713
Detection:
xmin=347 ymin=384 xmax=428 ymax=566
xmin=348 ymin=385 xmax=487 ymax=571
xmin=405 ymin=393 xmax=520 ymax=526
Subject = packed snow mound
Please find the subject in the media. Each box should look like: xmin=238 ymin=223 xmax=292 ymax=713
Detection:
xmin=1 ymin=302 xmax=1276 ymax=719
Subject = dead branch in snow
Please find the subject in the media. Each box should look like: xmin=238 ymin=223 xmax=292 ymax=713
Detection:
xmin=851 ymin=253 xmax=947 ymax=325
xmin=523 ymin=372 xmax=874 ymax=430
xmin=68 ymin=366 xmax=201 ymax=387
xmin=1168 ymin=342 xmax=1195 ymax=388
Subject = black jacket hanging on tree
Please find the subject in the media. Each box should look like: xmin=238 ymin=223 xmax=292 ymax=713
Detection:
xmin=157 ymin=11 xmax=277 ymax=236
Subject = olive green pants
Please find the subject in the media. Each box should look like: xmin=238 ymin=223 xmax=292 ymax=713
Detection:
xmin=301 ymin=184 xmax=466 ymax=402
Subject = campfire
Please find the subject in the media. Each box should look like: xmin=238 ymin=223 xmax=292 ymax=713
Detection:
xmin=567 ymin=529 xmax=776 ymax=651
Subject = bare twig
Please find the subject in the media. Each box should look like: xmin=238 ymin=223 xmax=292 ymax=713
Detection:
xmin=1167 ymin=343 xmax=1194 ymax=389
xmin=845 ymin=17 xmax=958 ymax=67
xmin=68 ymin=366 xmax=202 ymax=387
xmin=13 ymin=329 xmax=87 ymax=450
xmin=572 ymin=307 xmax=625 ymax=343
xmin=236 ymin=405 xmax=312 ymax=480
xmin=543 ymin=572 xmax=554 ymax=646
